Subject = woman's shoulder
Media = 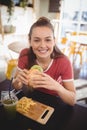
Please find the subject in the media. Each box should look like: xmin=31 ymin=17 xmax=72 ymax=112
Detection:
xmin=19 ymin=48 xmax=29 ymax=57
xmin=55 ymin=55 xmax=70 ymax=62
xmin=53 ymin=56 xmax=71 ymax=67
xmin=20 ymin=48 xmax=29 ymax=53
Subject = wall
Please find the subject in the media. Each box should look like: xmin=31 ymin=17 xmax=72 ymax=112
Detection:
xmin=1 ymin=5 xmax=36 ymax=34
xmin=34 ymin=0 xmax=60 ymax=20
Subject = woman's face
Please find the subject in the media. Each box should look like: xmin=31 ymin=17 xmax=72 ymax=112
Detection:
xmin=30 ymin=27 xmax=55 ymax=59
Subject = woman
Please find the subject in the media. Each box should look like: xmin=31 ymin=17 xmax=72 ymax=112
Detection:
xmin=12 ymin=17 xmax=76 ymax=106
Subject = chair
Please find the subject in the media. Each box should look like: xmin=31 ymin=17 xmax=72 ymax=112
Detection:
xmin=61 ymin=37 xmax=68 ymax=44
xmin=68 ymin=42 xmax=83 ymax=65
xmin=6 ymin=59 xmax=18 ymax=80
xmin=68 ymin=32 xmax=84 ymax=65
xmin=60 ymin=37 xmax=68 ymax=53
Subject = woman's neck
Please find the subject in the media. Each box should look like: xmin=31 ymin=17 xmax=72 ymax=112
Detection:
xmin=36 ymin=58 xmax=53 ymax=71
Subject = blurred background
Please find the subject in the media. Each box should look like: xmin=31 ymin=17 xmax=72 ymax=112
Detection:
xmin=0 ymin=0 xmax=87 ymax=104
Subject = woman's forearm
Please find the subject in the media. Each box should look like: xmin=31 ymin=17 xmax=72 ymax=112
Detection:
xmin=12 ymin=77 xmax=23 ymax=90
xmin=56 ymin=83 xmax=76 ymax=106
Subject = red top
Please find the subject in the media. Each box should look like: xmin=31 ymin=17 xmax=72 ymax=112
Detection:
xmin=18 ymin=48 xmax=74 ymax=96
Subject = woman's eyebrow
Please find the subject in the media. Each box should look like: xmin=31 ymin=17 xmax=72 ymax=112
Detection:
xmin=33 ymin=36 xmax=52 ymax=39
xmin=46 ymin=36 xmax=52 ymax=38
xmin=33 ymin=37 xmax=40 ymax=39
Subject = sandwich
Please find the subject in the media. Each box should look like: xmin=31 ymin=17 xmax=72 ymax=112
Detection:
xmin=28 ymin=65 xmax=43 ymax=88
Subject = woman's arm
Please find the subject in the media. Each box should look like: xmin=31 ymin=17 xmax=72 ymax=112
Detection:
xmin=12 ymin=68 xmax=76 ymax=106
xmin=28 ymin=72 xmax=76 ymax=106
xmin=55 ymin=80 xmax=76 ymax=106
xmin=12 ymin=68 xmax=29 ymax=90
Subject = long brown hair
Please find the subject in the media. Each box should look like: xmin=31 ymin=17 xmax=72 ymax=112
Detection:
xmin=21 ymin=17 xmax=65 ymax=69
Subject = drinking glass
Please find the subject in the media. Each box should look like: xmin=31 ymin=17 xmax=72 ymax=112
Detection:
xmin=1 ymin=90 xmax=18 ymax=120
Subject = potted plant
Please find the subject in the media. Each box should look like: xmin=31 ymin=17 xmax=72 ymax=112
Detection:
xmin=0 ymin=0 xmax=15 ymax=21
xmin=0 ymin=0 xmax=33 ymax=33
xmin=0 ymin=0 xmax=33 ymax=20
xmin=0 ymin=0 xmax=15 ymax=33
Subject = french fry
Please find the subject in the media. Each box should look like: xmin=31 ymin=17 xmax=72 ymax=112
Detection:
xmin=16 ymin=97 xmax=36 ymax=114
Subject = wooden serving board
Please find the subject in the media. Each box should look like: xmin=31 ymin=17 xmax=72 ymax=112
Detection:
xmin=16 ymin=97 xmax=54 ymax=125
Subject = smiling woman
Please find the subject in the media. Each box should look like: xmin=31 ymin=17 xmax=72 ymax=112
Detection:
xmin=12 ymin=17 xmax=76 ymax=106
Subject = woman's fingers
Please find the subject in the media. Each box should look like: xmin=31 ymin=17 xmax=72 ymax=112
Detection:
xmin=17 ymin=69 xmax=29 ymax=85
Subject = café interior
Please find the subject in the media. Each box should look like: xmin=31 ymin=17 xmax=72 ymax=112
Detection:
xmin=0 ymin=0 xmax=87 ymax=108
xmin=0 ymin=0 xmax=87 ymax=130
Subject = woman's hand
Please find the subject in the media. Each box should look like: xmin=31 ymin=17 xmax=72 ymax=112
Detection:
xmin=12 ymin=69 xmax=29 ymax=90
xmin=27 ymin=72 xmax=76 ymax=106
xmin=28 ymin=71 xmax=59 ymax=91
xmin=17 ymin=69 xmax=29 ymax=85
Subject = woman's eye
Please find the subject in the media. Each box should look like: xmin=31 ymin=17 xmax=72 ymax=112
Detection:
xmin=46 ymin=39 xmax=51 ymax=42
xmin=34 ymin=40 xmax=39 ymax=42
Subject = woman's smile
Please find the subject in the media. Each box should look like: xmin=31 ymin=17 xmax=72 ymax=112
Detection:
xmin=30 ymin=27 xmax=55 ymax=58
xmin=38 ymin=48 xmax=48 ymax=54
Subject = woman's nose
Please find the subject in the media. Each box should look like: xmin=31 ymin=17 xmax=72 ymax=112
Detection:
xmin=40 ymin=40 xmax=46 ymax=47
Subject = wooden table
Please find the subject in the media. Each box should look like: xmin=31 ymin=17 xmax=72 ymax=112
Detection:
xmin=0 ymin=85 xmax=87 ymax=130
xmin=8 ymin=41 xmax=29 ymax=53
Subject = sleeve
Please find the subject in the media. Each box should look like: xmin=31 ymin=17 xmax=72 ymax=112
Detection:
xmin=61 ymin=57 xmax=74 ymax=80
xmin=18 ymin=48 xmax=29 ymax=69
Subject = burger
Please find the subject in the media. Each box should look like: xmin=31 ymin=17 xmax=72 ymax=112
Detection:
xmin=30 ymin=65 xmax=43 ymax=72
xmin=28 ymin=65 xmax=43 ymax=88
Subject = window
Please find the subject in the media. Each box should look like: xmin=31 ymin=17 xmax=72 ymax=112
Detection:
xmin=52 ymin=0 xmax=87 ymax=42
